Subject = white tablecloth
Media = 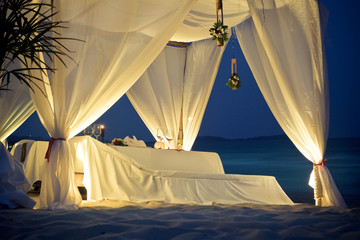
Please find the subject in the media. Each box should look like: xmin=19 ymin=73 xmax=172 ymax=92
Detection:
xmin=107 ymin=145 xmax=225 ymax=174
xmin=12 ymin=137 xmax=224 ymax=185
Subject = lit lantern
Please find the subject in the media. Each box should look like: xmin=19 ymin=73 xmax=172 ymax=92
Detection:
xmin=100 ymin=124 xmax=105 ymax=142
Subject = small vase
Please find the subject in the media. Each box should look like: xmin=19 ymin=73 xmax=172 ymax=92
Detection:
xmin=154 ymin=141 xmax=165 ymax=149
xmin=216 ymin=39 xmax=224 ymax=46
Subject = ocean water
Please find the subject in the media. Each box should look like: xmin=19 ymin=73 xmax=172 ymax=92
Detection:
xmin=192 ymin=136 xmax=360 ymax=207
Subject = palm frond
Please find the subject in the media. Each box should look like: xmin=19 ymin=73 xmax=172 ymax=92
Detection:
xmin=0 ymin=0 xmax=83 ymax=92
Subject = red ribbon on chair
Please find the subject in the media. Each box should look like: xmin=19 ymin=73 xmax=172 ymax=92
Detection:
xmin=45 ymin=138 xmax=67 ymax=162
xmin=314 ymin=158 xmax=328 ymax=167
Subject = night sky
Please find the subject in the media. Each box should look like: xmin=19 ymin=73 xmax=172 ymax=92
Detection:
xmin=13 ymin=0 xmax=360 ymax=142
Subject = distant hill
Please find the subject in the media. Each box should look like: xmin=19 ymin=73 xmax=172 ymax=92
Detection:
xmin=196 ymin=135 xmax=360 ymax=142
xmin=195 ymin=136 xmax=228 ymax=142
xmin=7 ymin=134 xmax=359 ymax=147
xmin=196 ymin=135 xmax=288 ymax=142
xmin=245 ymin=135 xmax=288 ymax=141
xmin=7 ymin=135 xmax=49 ymax=146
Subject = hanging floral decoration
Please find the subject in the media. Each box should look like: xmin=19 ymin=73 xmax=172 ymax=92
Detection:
xmin=210 ymin=0 xmax=228 ymax=46
xmin=209 ymin=21 xmax=229 ymax=46
xmin=226 ymin=73 xmax=241 ymax=89
xmin=226 ymin=28 xmax=241 ymax=90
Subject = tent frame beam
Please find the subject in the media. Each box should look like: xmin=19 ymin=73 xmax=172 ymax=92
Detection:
xmin=167 ymin=41 xmax=189 ymax=48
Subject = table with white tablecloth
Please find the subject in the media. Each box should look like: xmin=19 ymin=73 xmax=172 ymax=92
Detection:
xmin=11 ymin=136 xmax=294 ymax=205
xmin=107 ymin=145 xmax=225 ymax=174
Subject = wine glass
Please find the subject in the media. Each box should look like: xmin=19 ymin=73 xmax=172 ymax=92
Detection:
xmin=156 ymin=128 xmax=163 ymax=141
xmin=165 ymin=130 xmax=173 ymax=142
xmin=93 ymin=124 xmax=101 ymax=140
xmin=84 ymin=125 xmax=94 ymax=136
xmin=164 ymin=130 xmax=174 ymax=149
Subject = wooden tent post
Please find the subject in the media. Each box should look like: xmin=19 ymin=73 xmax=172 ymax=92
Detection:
xmin=216 ymin=0 xmax=223 ymax=23
xmin=178 ymin=107 xmax=183 ymax=150
xmin=215 ymin=0 xmax=224 ymax=46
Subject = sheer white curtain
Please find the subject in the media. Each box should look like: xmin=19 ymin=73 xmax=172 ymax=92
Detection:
xmin=0 ymin=142 xmax=36 ymax=209
xmin=127 ymin=46 xmax=186 ymax=149
xmin=29 ymin=0 xmax=195 ymax=209
xmin=0 ymin=60 xmax=35 ymax=143
xmin=235 ymin=0 xmax=346 ymax=207
xmin=0 ymin=60 xmax=35 ymax=209
xmin=127 ymin=39 xmax=224 ymax=150
xmin=182 ymin=39 xmax=225 ymax=150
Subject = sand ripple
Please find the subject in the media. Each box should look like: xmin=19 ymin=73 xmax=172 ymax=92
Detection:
xmin=1 ymin=201 xmax=360 ymax=240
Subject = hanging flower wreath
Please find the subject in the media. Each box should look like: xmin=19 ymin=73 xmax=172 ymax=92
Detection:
xmin=226 ymin=73 xmax=241 ymax=90
xmin=209 ymin=21 xmax=229 ymax=45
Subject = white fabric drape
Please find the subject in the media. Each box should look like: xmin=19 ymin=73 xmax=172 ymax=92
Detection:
xmin=127 ymin=39 xmax=225 ymax=150
xmin=75 ymin=137 xmax=294 ymax=205
xmin=0 ymin=142 xmax=36 ymax=209
xmin=182 ymin=40 xmax=225 ymax=150
xmin=11 ymin=136 xmax=293 ymax=205
xmin=127 ymin=46 xmax=186 ymax=149
xmin=29 ymin=0 xmax=195 ymax=209
xmin=13 ymin=137 xmax=225 ymax=186
xmin=0 ymin=60 xmax=35 ymax=209
xmin=0 ymin=60 xmax=35 ymax=142
xmin=235 ymin=0 xmax=346 ymax=207
xmin=171 ymin=0 xmax=251 ymax=42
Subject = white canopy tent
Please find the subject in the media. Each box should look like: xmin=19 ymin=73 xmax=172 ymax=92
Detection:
xmin=0 ymin=0 xmax=346 ymax=209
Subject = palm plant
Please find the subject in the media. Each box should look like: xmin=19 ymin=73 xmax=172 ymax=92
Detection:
xmin=0 ymin=0 xmax=78 ymax=91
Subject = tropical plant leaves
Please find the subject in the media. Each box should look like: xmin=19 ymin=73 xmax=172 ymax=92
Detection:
xmin=0 ymin=0 xmax=82 ymax=92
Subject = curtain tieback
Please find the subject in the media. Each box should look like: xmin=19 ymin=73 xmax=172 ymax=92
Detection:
xmin=45 ymin=138 xmax=67 ymax=162
xmin=313 ymin=158 xmax=328 ymax=167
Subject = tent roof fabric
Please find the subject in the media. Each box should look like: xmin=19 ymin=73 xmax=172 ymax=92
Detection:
xmin=171 ymin=0 xmax=250 ymax=42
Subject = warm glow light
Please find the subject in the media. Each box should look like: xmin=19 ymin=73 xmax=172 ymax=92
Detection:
xmin=100 ymin=124 xmax=104 ymax=129
xmin=188 ymin=117 xmax=192 ymax=121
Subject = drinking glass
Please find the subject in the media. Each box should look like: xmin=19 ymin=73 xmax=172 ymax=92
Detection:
xmin=84 ymin=125 xmax=94 ymax=136
xmin=93 ymin=124 xmax=101 ymax=140
xmin=156 ymin=128 xmax=164 ymax=141
xmin=165 ymin=130 xmax=173 ymax=141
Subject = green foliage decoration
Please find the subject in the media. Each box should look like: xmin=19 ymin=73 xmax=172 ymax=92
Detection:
xmin=209 ymin=21 xmax=229 ymax=45
xmin=226 ymin=72 xmax=241 ymax=90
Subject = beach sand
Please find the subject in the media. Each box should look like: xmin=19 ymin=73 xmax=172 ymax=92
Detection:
xmin=1 ymin=193 xmax=359 ymax=240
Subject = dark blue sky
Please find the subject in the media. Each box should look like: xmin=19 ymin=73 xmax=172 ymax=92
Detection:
xmin=13 ymin=0 xmax=360 ymax=142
